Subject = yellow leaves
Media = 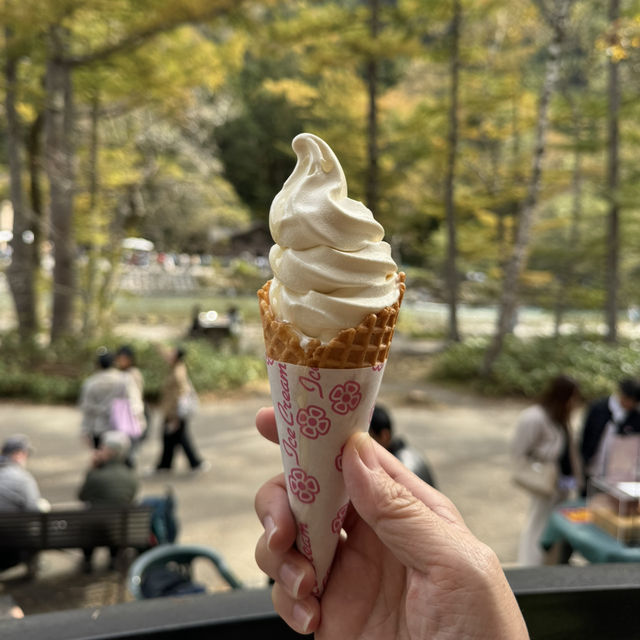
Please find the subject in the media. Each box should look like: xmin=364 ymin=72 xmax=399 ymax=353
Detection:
xmin=608 ymin=44 xmax=628 ymax=62
xmin=474 ymin=208 xmax=499 ymax=228
xmin=16 ymin=102 xmax=37 ymax=125
xmin=380 ymin=88 xmax=421 ymax=117
xmin=99 ymin=148 xmax=144 ymax=189
xmin=262 ymin=79 xmax=318 ymax=107
xmin=595 ymin=16 xmax=640 ymax=63
xmin=521 ymin=270 xmax=554 ymax=288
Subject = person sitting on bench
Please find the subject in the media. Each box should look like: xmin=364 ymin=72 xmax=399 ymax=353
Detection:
xmin=78 ymin=431 xmax=139 ymax=572
xmin=0 ymin=434 xmax=49 ymax=574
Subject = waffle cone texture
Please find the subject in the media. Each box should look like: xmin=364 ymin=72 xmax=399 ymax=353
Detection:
xmin=258 ymin=273 xmax=405 ymax=369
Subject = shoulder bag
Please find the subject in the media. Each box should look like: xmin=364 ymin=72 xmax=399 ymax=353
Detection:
xmin=512 ymin=458 xmax=558 ymax=497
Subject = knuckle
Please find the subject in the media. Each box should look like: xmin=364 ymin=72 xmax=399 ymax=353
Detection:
xmin=374 ymin=470 xmax=422 ymax=520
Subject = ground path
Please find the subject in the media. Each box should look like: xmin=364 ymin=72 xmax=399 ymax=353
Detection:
xmin=0 ymin=360 xmax=535 ymax=614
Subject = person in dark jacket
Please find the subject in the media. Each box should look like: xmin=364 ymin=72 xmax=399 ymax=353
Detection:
xmin=78 ymin=431 xmax=139 ymax=572
xmin=368 ymin=405 xmax=437 ymax=488
xmin=579 ymin=378 xmax=640 ymax=492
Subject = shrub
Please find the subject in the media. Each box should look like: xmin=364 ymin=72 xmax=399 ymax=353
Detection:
xmin=0 ymin=332 xmax=266 ymax=404
xmin=430 ymin=335 xmax=640 ymax=400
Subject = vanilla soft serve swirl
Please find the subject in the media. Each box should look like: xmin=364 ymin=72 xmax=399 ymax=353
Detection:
xmin=268 ymin=133 xmax=400 ymax=343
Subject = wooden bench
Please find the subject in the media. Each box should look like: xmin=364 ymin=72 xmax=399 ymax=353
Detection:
xmin=0 ymin=505 xmax=154 ymax=575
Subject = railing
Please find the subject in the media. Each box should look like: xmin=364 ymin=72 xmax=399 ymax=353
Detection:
xmin=4 ymin=564 xmax=640 ymax=640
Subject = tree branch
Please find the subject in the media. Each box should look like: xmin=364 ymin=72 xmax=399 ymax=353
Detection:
xmin=62 ymin=2 xmax=238 ymax=68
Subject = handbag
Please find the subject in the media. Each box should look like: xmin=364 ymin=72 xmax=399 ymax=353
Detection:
xmin=512 ymin=457 xmax=558 ymax=497
xmin=110 ymin=397 xmax=142 ymax=439
xmin=177 ymin=388 xmax=199 ymax=419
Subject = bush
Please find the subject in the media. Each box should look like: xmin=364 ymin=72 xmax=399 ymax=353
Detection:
xmin=430 ymin=335 xmax=640 ymax=400
xmin=0 ymin=332 xmax=266 ymax=404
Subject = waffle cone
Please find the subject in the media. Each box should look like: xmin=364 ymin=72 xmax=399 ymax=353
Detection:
xmin=258 ymin=273 xmax=405 ymax=368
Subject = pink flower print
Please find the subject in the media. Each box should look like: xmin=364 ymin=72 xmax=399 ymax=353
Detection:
xmin=329 ymin=381 xmax=362 ymax=415
xmin=312 ymin=572 xmax=330 ymax=598
xmin=297 ymin=405 xmax=331 ymax=439
xmin=335 ymin=444 xmax=345 ymax=472
xmin=288 ymin=468 xmax=320 ymax=504
xmin=331 ymin=503 xmax=349 ymax=534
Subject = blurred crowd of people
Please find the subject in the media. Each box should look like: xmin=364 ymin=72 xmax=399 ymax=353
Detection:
xmin=512 ymin=375 xmax=640 ymax=565
xmin=0 ymin=344 xmax=207 ymax=579
xmin=4 ymin=346 xmax=640 ymax=634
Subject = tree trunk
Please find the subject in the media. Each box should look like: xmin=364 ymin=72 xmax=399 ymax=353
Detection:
xmin=365 ymin=0 xmax=379 ymax=214
xmin=45 ymin=26 xmax=76 ymax=342
xmin=26 ymin=113 xmax=45 ymax=274
xmin=444 ymin=0 xmax=461 ymax=342
xmin=82 ymin=93 xmax=100 ymax=336
xmin=4 ymin=28 xmax=37 ymax=338
xmin=482 ymin=0 xmax=571 ymax=376
xmin=553 ymin=102 xmax=583 ymax=337
xmin=605 ymin=0 xmax=620 ymax=343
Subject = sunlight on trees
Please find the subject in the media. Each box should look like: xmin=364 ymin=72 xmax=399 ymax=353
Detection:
xmin=1 ymin=0 xmax=640 ymax=366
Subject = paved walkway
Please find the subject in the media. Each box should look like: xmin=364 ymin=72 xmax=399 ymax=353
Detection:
xmin=0 ymin=372 xmax=532 ymax=614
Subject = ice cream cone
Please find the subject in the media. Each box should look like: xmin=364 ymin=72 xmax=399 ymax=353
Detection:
xmin=258 ymin=273 xmax=405 ymax=368
xmin=259 ymin=132 xmax=405 ymax=595
xmin=259 ymin=274 xmax=405 ymax=596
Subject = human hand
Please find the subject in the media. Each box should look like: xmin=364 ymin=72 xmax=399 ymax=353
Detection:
xmin=255 ymin=407 xmax=529 ymax=639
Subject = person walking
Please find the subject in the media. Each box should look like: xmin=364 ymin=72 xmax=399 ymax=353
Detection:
xmin=155 ymin=347 xmax=208 ymax=473
xmin=79 ymin=349 xmax=130 ymax=448
xmin=511 ymin=374 xmax=582 ymax=566
xmin=115 ymin=344 xmax=148 ymax=463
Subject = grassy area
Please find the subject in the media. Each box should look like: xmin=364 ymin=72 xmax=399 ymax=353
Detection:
xmin=113 ymin=291 xmax=262 ymax=325
xmin=0 ymin=332 xmax=266 ymax=404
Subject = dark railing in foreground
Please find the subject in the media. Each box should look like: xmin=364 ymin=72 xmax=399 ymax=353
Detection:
xmin=4 ymin=564 xmax=640 ymax=640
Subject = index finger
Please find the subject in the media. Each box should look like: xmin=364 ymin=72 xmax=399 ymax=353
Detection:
xmin=257 ymin=406 xmax=279 ymax=444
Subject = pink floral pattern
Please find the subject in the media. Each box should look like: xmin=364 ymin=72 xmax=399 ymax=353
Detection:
xmin=331 ymin=503 xmax=349 ymax=534
xmin=329 ymin=381 xmax=362 ymax=415
xmin=297 ymin=405 xmax=331 ymax=439
xmin=335 ymin=444 xmax=345 ymax=472
xmin=288 ymin=468 xmax=320 ymax=503
xmin=312 ymin=572 xmax=329 ymax=598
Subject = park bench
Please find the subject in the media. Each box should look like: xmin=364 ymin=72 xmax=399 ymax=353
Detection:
xmin=188 ymin=309 xmax=241 ymax=347
xmin=0 ymin=505 xmax=154 ymax=576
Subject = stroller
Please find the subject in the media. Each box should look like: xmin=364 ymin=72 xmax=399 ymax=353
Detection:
xmin=128 ymin=544 xmax=243 ymax=599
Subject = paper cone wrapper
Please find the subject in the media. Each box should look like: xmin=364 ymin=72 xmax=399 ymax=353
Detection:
xmin=267 ymin=359 xmax=386 ymax=596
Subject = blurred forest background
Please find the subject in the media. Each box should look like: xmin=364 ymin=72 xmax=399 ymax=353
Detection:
xmin=2 ymin=0 xmax=640 ymax=401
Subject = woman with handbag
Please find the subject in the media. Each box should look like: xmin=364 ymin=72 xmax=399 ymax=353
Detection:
xmin=155 ymin=347 xmax=209 ymax=474
xmin=511 ymin=374 xmax=582 ymax=565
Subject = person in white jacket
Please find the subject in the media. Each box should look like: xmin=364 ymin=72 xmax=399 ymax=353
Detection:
xmin=79 ymin=349 xmax=144 ymax=450
xmin=511 ymin=374 xmax=582 ymax=565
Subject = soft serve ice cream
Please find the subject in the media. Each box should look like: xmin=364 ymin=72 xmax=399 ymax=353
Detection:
xmin=258 ymin=133 xmax=405 ymax=596
xmin=268 ymin=133 xmax=400 ymax=343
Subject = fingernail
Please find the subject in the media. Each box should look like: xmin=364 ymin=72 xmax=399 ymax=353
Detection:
xmin=279 ymin=562 xmax=305 ymax=598
xmin=292 ymin=602 xmax=313 ymax=633
xmin=263 ymin=515 xmax=277 ymax=550
xmin=353 ymin=432 xmax=379 ymax=470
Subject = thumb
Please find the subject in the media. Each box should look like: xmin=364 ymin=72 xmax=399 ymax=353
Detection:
xmin=342 ymin=432 xmax=451 ymax=570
